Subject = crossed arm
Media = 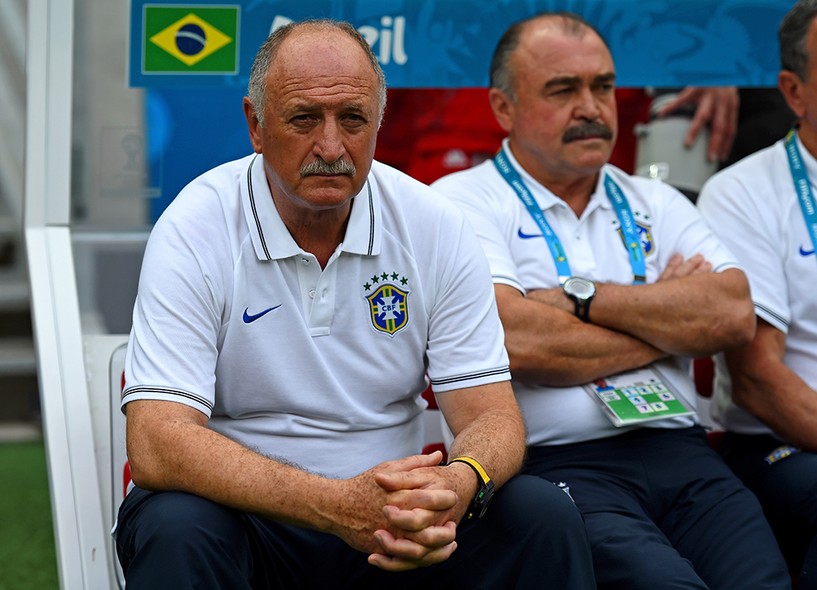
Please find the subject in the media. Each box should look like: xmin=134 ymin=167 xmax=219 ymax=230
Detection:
xmin=125 ymin=379 xmax=524 ymax=572
xmin=725 ymin=319 xmax=817 ymax=452
xmin=497 ymin=255 xmax=755 ymax=387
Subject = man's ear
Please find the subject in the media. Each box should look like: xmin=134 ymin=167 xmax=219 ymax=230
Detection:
xmin=489 ymin=87 xmax=515 ymax=133
xmin=778 ymin=70 xmax=807 ymax=119
xmin=243 ymin=97 xmax=264 ymax=154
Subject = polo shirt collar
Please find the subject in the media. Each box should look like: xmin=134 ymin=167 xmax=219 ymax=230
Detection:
xmin=592 ymin=166 xmax=615 ymax=212
xmin=501 ymin=138 xmax=610 ymax=213
xmin=241 ymin=154 xmax=382 ymax=261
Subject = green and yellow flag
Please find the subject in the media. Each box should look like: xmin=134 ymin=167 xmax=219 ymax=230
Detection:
xmin=143 ymin=5 xmax=239 ymax=74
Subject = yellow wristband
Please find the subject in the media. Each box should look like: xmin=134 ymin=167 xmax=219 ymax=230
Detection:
xmin=448 ymin=456 xmax=491 ymax=485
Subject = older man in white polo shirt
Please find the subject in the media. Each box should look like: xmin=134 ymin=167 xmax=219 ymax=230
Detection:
xmin=114 ymin=17 xmax=595 ymax=590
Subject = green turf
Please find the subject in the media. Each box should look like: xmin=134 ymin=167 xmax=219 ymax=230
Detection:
xmin=0 ymin=442 xmax=59 ymax=590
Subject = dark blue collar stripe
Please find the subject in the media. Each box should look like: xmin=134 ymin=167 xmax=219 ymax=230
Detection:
xmin=366 ymin=180 xmax=375 ymax=255
xmin=247 ymin=155 xmax=272 ymax=261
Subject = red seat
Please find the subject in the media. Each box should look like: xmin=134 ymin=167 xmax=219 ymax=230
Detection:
xmin=420 ymin=384 xmax=448 ymax=461
xmin=120 ymin=371 xmax=133 ymax=497
xmin=693 ymin=357 xmax=714 ymax=399
xmin=692 ymin=357 xmax=724 ymax=450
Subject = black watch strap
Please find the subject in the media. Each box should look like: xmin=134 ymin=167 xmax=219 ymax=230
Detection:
xmin=448 ymin=456 xmax=495 ymax=519
xmin=574 ymin=297 xmax=591 ymax=322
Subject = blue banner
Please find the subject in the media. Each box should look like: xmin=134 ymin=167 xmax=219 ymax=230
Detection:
xmin=131 ymin=0 xmax=794 ymax=222
xmin=131 ymin=0 xmax=792 ymax=89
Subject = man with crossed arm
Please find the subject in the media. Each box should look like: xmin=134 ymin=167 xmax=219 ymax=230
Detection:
xmin=434 ymin=11 xmax=789 ymax=590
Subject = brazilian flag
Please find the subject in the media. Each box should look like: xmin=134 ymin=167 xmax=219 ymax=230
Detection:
xmin=143 ymin=5 xmax=239 ymax=74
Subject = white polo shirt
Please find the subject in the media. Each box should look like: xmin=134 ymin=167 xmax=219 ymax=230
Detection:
xmin=698 ymin=133 xmax=817 ymax=436
xmin=122 ymin=154 xmax=510 ymax=478
xmin=433 ymin=140 xmax=739 ymax=446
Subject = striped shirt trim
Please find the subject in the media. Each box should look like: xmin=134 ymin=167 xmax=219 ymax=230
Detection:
xmin=755 ymin=302 xmax=788 ymax=329
xmin=431 ymin=366 xmax=511 ymax=386
xmin=122 ymin=385 xmax=214 ymax=411
xmin=247 ymin=155 xmax=271 ymax=261
xmin=366 ymin=180 xmax=375 ymax=254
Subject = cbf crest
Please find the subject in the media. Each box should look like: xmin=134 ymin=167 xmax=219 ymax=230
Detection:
xmin=615 ymin=215 xmax=654 ymax=257
xmin=363 ymin=271 xmax=410 ymax=336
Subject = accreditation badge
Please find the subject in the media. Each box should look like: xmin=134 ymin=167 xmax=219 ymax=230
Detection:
xmin=584 ymin=366 xmax=694 ymax=427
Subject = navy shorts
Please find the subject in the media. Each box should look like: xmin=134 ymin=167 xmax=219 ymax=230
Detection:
xmin=719 ymin=432 xmax=817 ymax=589
xmin=115 ymin=473 xmax=596 ymax=589
xmin=524 ymin=426 xmax=791 ymax=590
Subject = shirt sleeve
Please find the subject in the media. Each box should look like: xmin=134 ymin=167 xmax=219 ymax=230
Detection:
xmin=698 ymin=170 xmax=790 ymax=332
xmin=423 ymin=195 xmax=511 ymax=392
xmin=432 ymin=169 xmax=526 ymax=293
xmin=122 ymin=187 xmax=230 ymax=415
xmin=626 ymin=174 xmax=743 ymax=275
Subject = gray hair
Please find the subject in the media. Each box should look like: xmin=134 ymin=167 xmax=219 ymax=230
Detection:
xmin=489 ymin=11 xmax=608 ymax=101
xmin=247 ymin=19 xmax=387 ymax=127
xmin=779 ymin=0 xmax=817 ymax=80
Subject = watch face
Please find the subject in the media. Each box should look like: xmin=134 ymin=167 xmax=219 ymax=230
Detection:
xmin=565 ymin=277 xmax=595 ymax=299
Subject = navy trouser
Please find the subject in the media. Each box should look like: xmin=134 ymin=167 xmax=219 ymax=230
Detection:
xmin=719 ymin=432 xmax=817 ymax=590
xmin=523 ymin=426 xmax=791 ymax=590
xmin=115 ymin=474 xmax=596 ymax=589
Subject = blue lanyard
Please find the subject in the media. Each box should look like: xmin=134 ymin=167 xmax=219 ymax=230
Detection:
xmin=493 ymin=148 xmax=646 ymax=285
xmin=784 ymin=130 xmax=817 ymax=267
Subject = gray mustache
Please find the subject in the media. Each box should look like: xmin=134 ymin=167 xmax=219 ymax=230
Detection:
xmin=563 ymin=122 xmax=614 ymax=143
xmin=300 ymin=159 xmax=356 ymax=177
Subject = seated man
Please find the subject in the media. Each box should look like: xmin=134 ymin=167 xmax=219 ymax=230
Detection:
xmin=697 ymin=0 xmax=817 ymax=585
xmin=114 ymin=18 xmax=595 ymax=590
xmin=433 ymin=11 xmax=790 ymax=590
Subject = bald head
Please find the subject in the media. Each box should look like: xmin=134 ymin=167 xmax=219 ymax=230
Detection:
xmin=247 ymin=19 xmax=387 ymax=127
xmin=490 ymin=12 xmax=609 ymax=101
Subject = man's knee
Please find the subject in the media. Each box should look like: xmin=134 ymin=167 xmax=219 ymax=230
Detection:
xmin=127 ymin=490 xmax=243 ymax=540
xmin=477 ymin=475 xmax=596 ymax=588
xmin=489 ymin=475 xmax=587 ymax=539
xmin=592 ymin=547 xmax=707 ymax=590
xmin=588 ymin=523 xmax=707 ymax=590
xmin=117 ymin=489 xmax=251 ymax=579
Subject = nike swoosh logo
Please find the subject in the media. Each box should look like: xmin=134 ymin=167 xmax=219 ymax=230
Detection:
xmin=800 ymin=245 xmax=815 ymax=257
xmin=242 ymin=305 xmax=282 ymax=324
xmin=518 ymin=227 xmax=544 ymax=240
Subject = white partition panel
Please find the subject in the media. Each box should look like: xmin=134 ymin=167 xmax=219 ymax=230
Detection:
xmin=24 ymin=0 xmax=113 ymax=587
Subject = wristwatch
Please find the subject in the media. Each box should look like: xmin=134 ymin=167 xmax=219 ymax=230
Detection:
xmin=448 ymin=456 xmax=495 ymax=519
xmin=563 ymin=276 xmax=596 ymax=322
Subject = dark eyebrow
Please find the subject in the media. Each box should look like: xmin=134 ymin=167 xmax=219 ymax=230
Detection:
xmin=544 ymin=72 xmax=616 ymax=89
xmin=544 ymin=75 xmax=581 ymax=89
xmin=593 ymin=73 xmax=616 ymax=85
